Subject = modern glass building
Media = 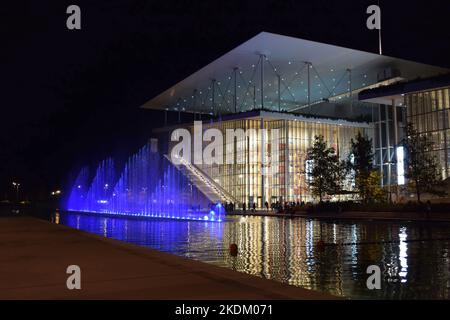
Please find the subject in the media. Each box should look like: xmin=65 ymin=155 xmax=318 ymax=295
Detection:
xmin=361 ymin=74 xmax=450 ymax=183
xmin=183 ymin=111 xmax=370 ymax=206
xmin=143 ymin=32 xmax=449 ymax=205
xmin=406 ymin=88 xmax=450 ymax=179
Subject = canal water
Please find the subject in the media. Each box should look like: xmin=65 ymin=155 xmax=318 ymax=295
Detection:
xmin=51 ymin=211 xmax=450 ymax=299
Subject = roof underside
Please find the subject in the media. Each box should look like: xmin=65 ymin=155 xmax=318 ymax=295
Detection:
xmin=359 ymin=73 xmax=450 ymax=106
xmin=142 ymin=32 xmax=448 ymax=114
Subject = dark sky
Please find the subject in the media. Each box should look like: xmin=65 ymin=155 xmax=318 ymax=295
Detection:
xmin=1 ymin=0 xmax=450 ymax=200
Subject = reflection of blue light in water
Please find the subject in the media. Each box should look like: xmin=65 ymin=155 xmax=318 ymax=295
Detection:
xmin=65 ymin=144 xmax=224 ymax=222
xmin=399 ymin=227 xmax=408 ymax=282
xmin=102 ymin=218 xmax=108 ymax=237
xmin=61 ymin=213 xmax=224 ymax=253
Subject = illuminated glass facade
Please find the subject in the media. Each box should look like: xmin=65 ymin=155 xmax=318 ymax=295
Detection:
xmin=173 ymin=112 xmax=371 ymax=207
xmin=405 ymin=87 xmax=450 ymax=179
xmin=372 ymin=104 xmax=406 ymax=188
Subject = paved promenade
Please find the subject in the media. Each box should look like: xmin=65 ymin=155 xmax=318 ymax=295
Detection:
xmin=0 ymin=216 xmax=336 ymax=300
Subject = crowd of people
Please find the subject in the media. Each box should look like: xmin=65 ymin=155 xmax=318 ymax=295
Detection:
xmin=218 ymin=199 xmax=438 ymax=220
xmin=222 ymin=200 xmax=307 ymax=214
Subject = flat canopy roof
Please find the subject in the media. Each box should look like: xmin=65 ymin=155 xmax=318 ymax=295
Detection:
xmin=142 ymin=32 xmax=448 ymax=114
xmin=359 ymin=73 xmax=450 ymax=106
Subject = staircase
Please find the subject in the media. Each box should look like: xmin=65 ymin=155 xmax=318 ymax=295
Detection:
xmin=165 ymin=155 xmax=237 ymax=204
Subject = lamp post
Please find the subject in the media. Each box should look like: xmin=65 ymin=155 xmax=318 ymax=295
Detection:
xmin=12 ymin=182 xmax=20 ymax=202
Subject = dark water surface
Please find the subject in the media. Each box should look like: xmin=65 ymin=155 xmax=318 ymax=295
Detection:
xmin=51 ymin=211 xmax=450 ymax=299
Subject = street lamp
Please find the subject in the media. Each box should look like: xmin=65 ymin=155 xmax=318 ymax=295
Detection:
xmin=12 ymin=182 xmax=20 ymax=202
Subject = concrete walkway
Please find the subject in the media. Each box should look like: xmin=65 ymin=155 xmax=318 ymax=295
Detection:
xmin=0 ymin=216 xmax=336 ymax=300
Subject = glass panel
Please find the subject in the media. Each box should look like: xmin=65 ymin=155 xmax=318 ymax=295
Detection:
xmin=437 ymin=90 xmax=443 ymax=110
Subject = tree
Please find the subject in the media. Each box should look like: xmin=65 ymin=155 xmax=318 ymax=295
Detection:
xmin=306 ymin=135 xmax=344 ymax=202
xmin=346 ymin=132 xmax=380 ymax=203
xmin=403 ymin=123 xmax=442 ymax=203
xmin=364 ymin=170 xmax=386 ymax=203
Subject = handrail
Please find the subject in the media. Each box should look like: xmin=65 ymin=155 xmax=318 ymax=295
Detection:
xmin=164 ymin=154 xmax=237 ymax=204
xmin=188 ymin=162 xmax=237 ymax=203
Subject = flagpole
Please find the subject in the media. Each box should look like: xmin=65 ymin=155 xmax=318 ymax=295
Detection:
xmin=378 ymin=0 xmax=382 ymax=55
xmin=379 ymin=27 xmax=382 ymax=55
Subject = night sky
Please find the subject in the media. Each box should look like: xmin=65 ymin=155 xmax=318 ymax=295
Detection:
xmin=1 ymin=0 xmax=450 ymax=200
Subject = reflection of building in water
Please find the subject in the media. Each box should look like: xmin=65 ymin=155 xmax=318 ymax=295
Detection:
xmin=219 ymin=217 xmax=449 ymax=299
xmin=398 ymin=227 xmax=408 ymax=283
xmin=221 ymin=217 xmax=353 ymax=295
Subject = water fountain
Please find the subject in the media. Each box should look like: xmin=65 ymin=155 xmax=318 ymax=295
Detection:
xmin=85 ymin=157 xmax=116 ymax=212
xmin=66 ymin=144 xmax=223 ymax=222
xmin=66 ymin=166 xmax=90 ymax=211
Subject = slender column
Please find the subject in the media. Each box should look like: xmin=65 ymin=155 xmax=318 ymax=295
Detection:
xmin=261 ymin=118 xmax=265 ymax=208
xmin=378 ymin=104 xmax=384 ymax=187
xmin=233 ymin=67 xmax=238 ymax=113
xmin=385 ymin=104 xmax=392 ymax=202
xmin=393 ymin=100 xmax=399 ymax=146
xmin=372 ymin=105 xmax=376 ymax=157
xmin=393 ymin=99 xmax=399 ymax=200
xmin=348 ymin=69 xmax=353 ymax=115
xmin=260 ymin=55 xmax=265 ymax=110
xmin=247 ymin=127 xmax=250 ymax=208
xmin=307 ymin=62 xmax=311 ymax=113
xmin=378 ymin=18 xmax=383 ymax=55
xmin=193 ymin=89 xmax=197 ymax=121
xmin=253 ymin=85 xmax=256 ymax=109
xmin=277 ymin=74 xmax=281 ymax=112
xmin=232 ymin=121 xmax=237 ymax=202
xmin=284 ymin=120 xmax=289 ymax=203
xmin=211 ymin=79 xmax=216 ymax=116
